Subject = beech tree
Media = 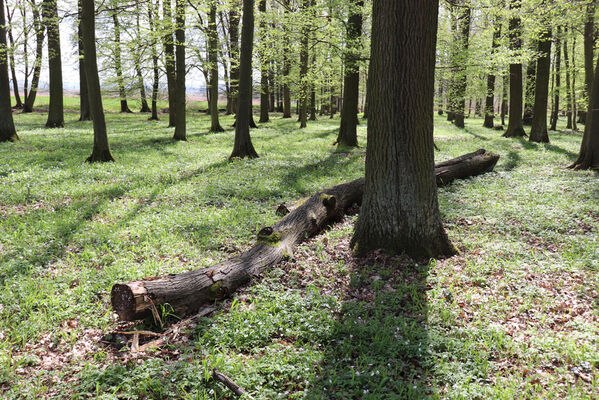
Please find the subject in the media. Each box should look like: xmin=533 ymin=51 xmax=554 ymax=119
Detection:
xmin=0 ymin=0 xmax=17 ymax=142
xmin=172 ymin=0 xmax=186 ymax=140
xmin=351 ymin=0 xmax=456 ymax=258
xmin=529 ymin=23 xmax=551 ymax=143
xmin=81 ymin=0 xmax=113 ymax=162
xmin=42 ymin=0 xmax=63 ymax=128
xmin=503 ymin=0 xmax=526 ymax=138
xmin=230 ymin=0 xmax=258 ymax=159
xmin=207 ymin=0 xmax=224 ymax=132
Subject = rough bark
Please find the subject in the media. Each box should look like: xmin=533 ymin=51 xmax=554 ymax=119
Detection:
xmin=111 ymin=149 xmax=499 ymax=321
xmin=503 ymin=0 xmax=526 ymax=138
xmin=0 ymin=0 xmax=17 ymax=142
xmin=336 ymin=0 xmax=363 ymax=147
xmin=172 ymin=0 xmax=186 ymax=140
xmin=77 ymin=0 xmax=91 ymax=121
xmin=42 ymin=0 xmax=64 ymax=127
xmin=529 ymin=25 xmax=551 ymax=143
xmin=483 ymin=20 xmax=501 ymax=129
xmin=584 ymin=0 xmax=596 ymax=102
xmin=148 ymin=0 xmax=160 ymax=120
xmin=81 ymin=0 xmax=114 ymax=162
xmin=230 ymin=0 xmax=258 ymax=159
xmin=208 ymin=0 xmax=224 ymax=132
xmin=23 ymin=0 xmax=43 ymax=113
xmin=111 ymin=10 xmax=131 ymax=114
xmin=350 ymin=0 xmax=456 ymax=259
xmin=163 ymin=0 xmax=176 ymax=127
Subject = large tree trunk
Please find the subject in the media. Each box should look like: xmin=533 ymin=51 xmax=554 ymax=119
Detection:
xmin=42 ymin=0 xmax=64 ymax=127
xmin=0 ymin=0 xmax=17 ymax=142
xmin=112 ymin=149 xmax=499 ymax=321
xmin=522 ymin=43 xmax=537 ymax=126
xmin=570 ymin=37 xmax=599 ymax=170
xmin=453 ymin=1 xmax=471 ymax=129
xmin=23 ymin=0 xmax=43 ymax=113
xmin=77 ymin=0 xmax=91 ymax=122
xmin=529 ymin=25 xmax=551 ymax=143
xmin=111 ymin=11 xmax=131 ymax=114
xmin=483 ymin=20 xmax=501 ymax=129
xmin=172 ymin=0 xmax=186 ymax=140
xmin=258 ymin=0 xmax=269 ymax=123
xmin=584 ymin=0 xmax=596 ymax=102
xmin=336 ymin=0 xmax=363 ymax=147
xmin=351 ymin=0 xmax=456 ymax=259
xmin=503 ymin=0 xmax=526 ymax=138
xmin=550 ymin=27 xmax=561 ymax=131
xmin=163 ymin=0 xmax=176 ymax=127
xmin=81 ymin=0 xmax=114 ymax=162
xmin=208 ymin=0 xmax=224 ymax=132
xmin=230 ymin=0 xmax=258 ymax=159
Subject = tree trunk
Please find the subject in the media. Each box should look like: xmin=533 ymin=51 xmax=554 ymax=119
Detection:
xmin=572 ymin=35 xmax=578 ymax=131
xmin=23 ymin=0 xmax=43 ymax=113
xmin=81 ymin=0 xmax=114 ymax=162
xmin=111 ymin=11 xmax=131 ymax=114
xmin=258 ymin=0 xmax=269 ymax=123
xmin=148 ymin=0 xmax=160 ymax=120
xmin=172 ymin=0 xmax=186 ymax=140
xmin=453 ymin=2 xmax=471 ymax=129
xmin=298 ymin=0 xmax=310 ymax=128
xmin=483 ymin=20 xmax=501 ymax=128
xmin=228 ymin=1 xmax=240 ymax=115
xmin=112 ymin=149 xmax=499 ymax=321
xmin=207 ymin=0 xmax=224 ymax=132
xmin=77 ymin=0 xmax=91 ymax=121
xmin=336 ymin=0 xmax=363 ymax=147
xmin=570 ymin=36 xmax=599 ymax=170
xmin=5 ymin=4 xmax=22 ymax=108
xmin=0 ymin=0 xmax=17 ymax=142
xmin=503 ymin=0 xmax=526 ymax=137
xmin=522 ymin=43 xmax=537 ymax=126
xmin=550 ymin=26 xmax=561 ymax=131
xmin=43 ymin=0 xmax=64 ymax=127
xmin=351 ymin=0 xmax=456 ymax=259
xmin=584 ymin=0 xmax=596 ymax=102
xmin=163 ymin=0 xmax=176 ymax=127
xmin=529 ymin=25 xmax=551 ymax=143
xmin=230 ymin=0 xmax=258 ymax=159
xmin=564 ymin=28 xmax=573 ymax=130
xmin=269 ymin=61 xmax=275 ymax=113
xmin=501 ymin=73 xmax=507 ymax=126
xmin=282 ymin=0 xmax=291 ymax=118
xmin=134 ymin=3 xmax=150 ymax=113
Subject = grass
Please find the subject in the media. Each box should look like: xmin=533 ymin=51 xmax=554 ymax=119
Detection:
xmin=1 ymin=98 xmax=598 ymax=399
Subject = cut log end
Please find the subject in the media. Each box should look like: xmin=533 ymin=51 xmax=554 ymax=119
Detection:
xmin=111 ymin=282 xmax=149 ymax=321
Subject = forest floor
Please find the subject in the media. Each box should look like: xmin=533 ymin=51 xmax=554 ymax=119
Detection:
xmin=1 ymin=99 xmax=598 ymax=399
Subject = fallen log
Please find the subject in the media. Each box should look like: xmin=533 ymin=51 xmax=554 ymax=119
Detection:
xmin=111 ymin=149 xmax=499 ymax=321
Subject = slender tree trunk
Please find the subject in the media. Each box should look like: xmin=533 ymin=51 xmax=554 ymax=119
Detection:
xmin=173 ymin=0 xmax=186 ymax=140
xmin=0 ymin=0 xmax=17 ymax=142
xmin=298 ymin=0 xmax=310 ymax=128
xmin=21 ymin=4 xmax=28 ymax=104
xmin=258 ymin=0 xmax=269 ymax=123
xmin=282 ymin=0 xmax=291 ymax=118
xmin=564 ymin=28 xmax=573 ymax=130
xmin=269 ymin=61 xmax=275 ymax=113
xmin=550 ymin=26 xmax=561 ymax=131
xmin=530 ymin=25 xmax=551 ymax=143
xmin=81 ymin=0 xmax=114 ymax=162
xmin=453 ymin=2 xmax=471 ymax=129
xmin=134 ymin=4 xmax=150 ymax=113
xmin=484 ymin=20 xmax=501 ymax=128
xmin=501 ymin=73 xmax=508 ymax=126
xmin=572 ymin=35 xmax=578 ymax=131
xmin=148 ymin=0 xmax=159 ymax=120
xmin=77 ymin=0 xmax=91 ymax=121
xmin=228 ymin=1 xmax=240 ymax=115
xmin=5 ymin=4 xmax=22 ymax=108
xmin=163 ymin=0 xmax=176 ymax=126
xmin=207 ymin=0 xmax=224 ymax=132
xmin=351 ymin=0 xmax=456 ymax=259
xmin=336 ymin=0 xmax=363 ymax=147
xmin=584 ymin=0 xmax=596 ymax=102
xmin=111 ymin=11 xmax=131 ymax=113
xmin=503 ymin=0 xmax=526 ymax=137
xmin=23 ymin=0 xmax=43 ymax=113
xmin=230 ymin=0 xmax=258 ymax=159
xmin=42 ymin=0 xmax=64 ymax=127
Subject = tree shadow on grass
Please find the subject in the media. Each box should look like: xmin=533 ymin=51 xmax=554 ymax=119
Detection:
xmin=504 ymin=150 xmax=522 ymax=171
xmin=305 ymin=253 xmax=435 ymax=399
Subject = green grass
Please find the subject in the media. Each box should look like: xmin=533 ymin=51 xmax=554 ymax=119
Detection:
xmin=1 ymin=100 xmax=598 ymax=399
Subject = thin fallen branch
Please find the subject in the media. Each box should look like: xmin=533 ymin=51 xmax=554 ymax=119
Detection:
xmin=213 ymin=369 xmax=253 ymax=398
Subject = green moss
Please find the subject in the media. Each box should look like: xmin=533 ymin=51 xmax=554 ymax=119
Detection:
xmin=257 ymin=231 xmax=282 ymax=246
xmin=209 ymin=281 xmax=223 ymax=297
